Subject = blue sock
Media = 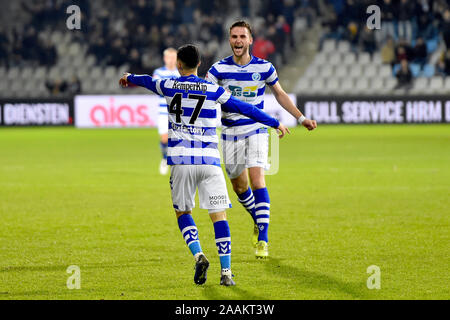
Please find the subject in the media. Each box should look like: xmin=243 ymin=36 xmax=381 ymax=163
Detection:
xmin=237 ymin=187 xmax=256 ymax=224
xmin=213 ymin=220 xmax=231 ymax=270
xmin=253 ymin=187 xmax=270 ymax=242
xmin=160 ymin=142 xmax=168 ymax=159
xmin=177 ymin=214 xmax=202 ymax=257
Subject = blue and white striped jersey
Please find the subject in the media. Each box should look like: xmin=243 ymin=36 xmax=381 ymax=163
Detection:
xmin=152 ymin=66 xmax=180 ymax=115
xmin=127 ymin=74 xmax=280 ymax=167
xmin=207 ymin=55 xmax=279 ymax=135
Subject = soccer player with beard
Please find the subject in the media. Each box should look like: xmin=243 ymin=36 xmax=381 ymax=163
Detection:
xmin=207 ymin=21 xmax=317 ymax=258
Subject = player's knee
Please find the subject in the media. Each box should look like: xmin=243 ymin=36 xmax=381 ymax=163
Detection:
xmin=232 ymin=183 xmax=248 ymax=195
xmin=175 ymin=210 xmax=192 ymax=218
xmin=209 ymin=210 xmax=227 ymax=222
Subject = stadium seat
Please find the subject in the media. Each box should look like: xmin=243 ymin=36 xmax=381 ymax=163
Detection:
xmin=371 ymin=53 xmax=383 ymax=65
xmin=310 ymin=78 xmax=326 ymax=94
xmin=7 ymin=67 xmax=19 ymax=79
xmin=349 ymin=65 xmax=363 ymax=78
xmin=313 ymin=52 xmax=328 ymax=65
xmin=411 ymin=78 xmax=430 ymax=94
xmin=409 ymin=63 xmax=421 ymax=77
xmin=340 ymin=78 xmax=355 ymax=94
xmin=379 ymin=65 xmax=393 ymax=78
xmin=85 ymin=54 xmax=97 ymax=67
xmin=392 ymin=64 xmax=401 ymax=76
xmin=426 ymin=38 xmax=439 ymax=54
xmin=334 ymin=65 xmax=348 ymax=78
xmin=294 ymin=78 xmax=310 ymax=94
xmin=384 ymin=78 xmax=397 ymax=92
xmin=105 ymin=66 xmax=117 ymax=79
xmin=320 ymin=65 xmax=334 ymax=78
xmin=354 ymin=78 xmax=370 ymax=94
xmin=429 ymin=76 xmax=444 ymax=93
xmin=444 ymin=77 xmax=450 ymax=91
xmin=364 ymin=64 xmax=378 ymax=78
xmin=322 ymin=39 xmax=336 ymax=53
xmin=371 ymin=77 xmax=385 ymax=93
xmin=90 ymin=67 xmax=102 ymax=79
xmin=343 ymin=53 xmax=356 ymax=65
xmin=304 ymin=65 xmax=321 ymax=79
xmin=326 ymin=77 xmax=340 ymax=93
xmin=337 ymin=41 xmax=351 ymax=53
xmin=422 ymin=64 xmax=435 ymax=77
xmin=358 ymin=52 xmax=371 ymax=65
xmin=329 ymin=53 xmax=342 ymax=65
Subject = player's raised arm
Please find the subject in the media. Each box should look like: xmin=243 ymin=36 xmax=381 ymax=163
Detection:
xmin=220 ymin=93 xmax=290 ymax=138
xmin=119 ymin=72 xmax=163 ymax=95
xmin=269 ymin=81 xmax=317 ymax=131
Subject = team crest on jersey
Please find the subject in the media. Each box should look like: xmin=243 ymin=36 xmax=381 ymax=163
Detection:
xmin=252 ymin=72 xmax=261 ymax=81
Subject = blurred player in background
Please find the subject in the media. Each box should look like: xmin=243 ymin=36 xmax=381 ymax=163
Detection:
xmin=153 ymin=48 xmax=180 ymax=175
xmin=120 ymin=44 xmax=289 ymax=286
xmin=207 ymin=21 xmax=317 ymax=259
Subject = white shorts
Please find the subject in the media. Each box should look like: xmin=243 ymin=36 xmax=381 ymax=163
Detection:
xmin=158 ymin=113 xmax=168 ymax=135
xmin=170 ymin=165 xmax=232 ymax=212
xmin=222 ymin=129 xmax=270 ymax=179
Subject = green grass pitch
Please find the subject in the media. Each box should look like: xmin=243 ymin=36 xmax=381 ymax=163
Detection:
xmin=0 ymin=125 xmax=448 ymax=300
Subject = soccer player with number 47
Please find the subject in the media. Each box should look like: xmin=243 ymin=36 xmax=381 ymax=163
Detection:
xmin=120 ymin=44 xmax=289 ymax=286
xmin=207 ymin=21 xmax=317 ymax=259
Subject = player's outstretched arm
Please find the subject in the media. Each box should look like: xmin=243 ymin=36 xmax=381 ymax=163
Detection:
xmin=222 ymin=95 xmax=290 ymax=139
xmin=119 ymin=73 xmax=160 ymax=95
xmin=269 ymin=82 xmax=317 ymax=131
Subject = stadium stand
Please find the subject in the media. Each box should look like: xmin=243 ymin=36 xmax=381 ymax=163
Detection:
xmin=1 ymin=0 xmax=450 ymax=97
xmin=294 ymin=0 xmax=450 ymax=95
xmin=0 ymin=0 xmax=308 ymax=97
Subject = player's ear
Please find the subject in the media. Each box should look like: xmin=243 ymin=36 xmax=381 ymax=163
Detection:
xmin=176 ymin=60 xmax=182 ymax=71
xmin=197 ymin=61 xmax=201 ymax=68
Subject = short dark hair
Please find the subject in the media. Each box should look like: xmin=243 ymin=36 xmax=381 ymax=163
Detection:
xmin=229 ymin=20 xmax=252 ymax=37
xmin=177 ymin=44 xmax=201 ymax=69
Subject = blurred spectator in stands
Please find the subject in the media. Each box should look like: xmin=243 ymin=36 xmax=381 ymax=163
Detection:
xmin=46 ymin=78 xmax=68 ymax=96
xmin=129 ymin=48 xmax=144 ymax=74
xmin=396 ymin=39 xmax=414 ymax=62
xmin=359 ymin=26 xmax=377 ymax=55
xmin=266 ymin=25 xmax=280 ymax=63
xmin=378 ymin=0 xmax=396 ymax=43
xmin=253 ymin=32 xmax=276 ymax=60
xmin=39 ymin=40 xmax=57 ymax=67
xmin=436 ymin=49 xmax=450 ymax=75
xmin=344 ymin=0 xmax=362 ymax=25
xmin=416 ymin=0 xmax=438 ymax=40
xmin=275 ymin=15 xmax=290 ymax=63
xmin=240 ymin=0 xmax=250 ymax=17
xmin=282 ymin=0 xmax=297 ymax=48
xmin=67 ymin=76 xmax=81 ymax=95
xmin=381 ymin=37 xmax=396 ymax=66
xmin=345 ymin=22 xmax=359 ymax=52
xmin=413 ymin=37 xmax=428 ymax=69
xmin=394 ymin=59 xmax=413 ymax=91
xmin=441 ymin=10 xmax=450 ymax=48
xmin=397 ymin=0 xmax=415 ymax=42
xmin=0 ymin=27 xmax=8 ymax=66
xmin=318 ymin=0 xmax=342 ymax=50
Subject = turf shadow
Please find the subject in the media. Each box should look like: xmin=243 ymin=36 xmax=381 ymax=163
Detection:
xmin=261 ymin=257 xmax=368 ymax=299
xmin=200 ymin=282 xmax=267 ymax=300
